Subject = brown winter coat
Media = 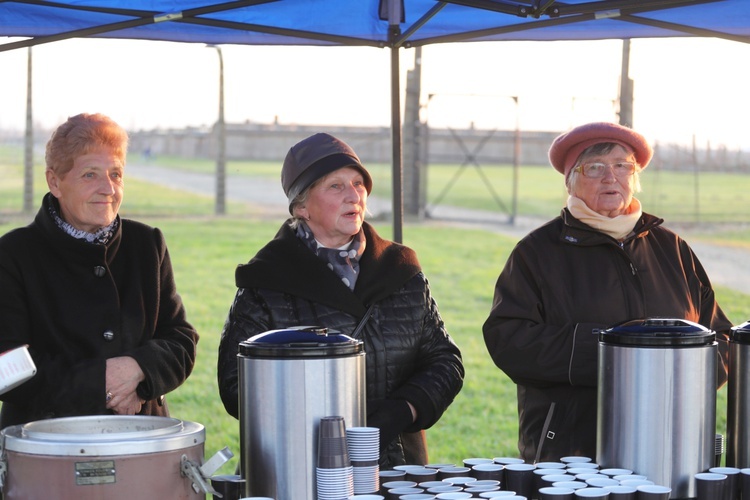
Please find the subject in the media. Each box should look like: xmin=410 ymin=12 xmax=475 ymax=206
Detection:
xmin=483 ymin=209 xmax=731 ymax=462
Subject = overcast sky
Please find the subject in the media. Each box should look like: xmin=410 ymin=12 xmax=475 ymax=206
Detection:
xmin=0 ymin=36 xmax=748 ymax=149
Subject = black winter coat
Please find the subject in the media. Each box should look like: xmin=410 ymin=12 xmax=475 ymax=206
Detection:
xmin=218 ymin=220 xmax=464 ymax=467
xmin=0 ymin=194 xmax=199 ymax=427
xmin=483 ymin=209 xmax=731 ymax=462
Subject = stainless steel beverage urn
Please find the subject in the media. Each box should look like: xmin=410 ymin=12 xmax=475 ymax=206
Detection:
xmin=727 ymin=320 xmax=750 ymax=468
xmin=596 ymin=318 xmax=717 ymax=499
xmin=238 ymin=326 xmax=366 ymax=500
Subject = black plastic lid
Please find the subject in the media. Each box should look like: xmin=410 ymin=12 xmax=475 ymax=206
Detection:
xmin=597 ymin=318 xmax=715 ymax=347
xmin=238 ymin=326 xmax=364 ymax=358
xmin=731 ymin=321 xmax=750 ymax=344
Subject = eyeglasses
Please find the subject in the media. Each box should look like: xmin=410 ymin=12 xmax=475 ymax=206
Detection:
xmin=574 ymin=162 xmax=636 ymax=179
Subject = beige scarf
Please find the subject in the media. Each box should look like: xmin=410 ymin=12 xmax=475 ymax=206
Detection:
xmin=567 ymin=195 xmax=642 ymax=241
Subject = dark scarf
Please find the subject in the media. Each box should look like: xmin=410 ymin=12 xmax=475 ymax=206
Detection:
xmin=295 ymin=221 xmax=365 ymax=290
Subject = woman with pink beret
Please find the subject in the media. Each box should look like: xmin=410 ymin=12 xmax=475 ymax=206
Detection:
xmin=482 ymin=122 xmax=731 ymax=462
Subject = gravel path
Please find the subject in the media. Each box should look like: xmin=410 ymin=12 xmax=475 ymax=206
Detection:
xmin=127 ymin=163 xmax=750 ymax=296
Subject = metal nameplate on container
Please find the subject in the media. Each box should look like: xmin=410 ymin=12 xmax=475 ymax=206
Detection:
xmin=75 ymin=460 xmax=116 ymax=485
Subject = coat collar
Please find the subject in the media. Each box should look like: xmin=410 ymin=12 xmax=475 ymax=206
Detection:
xmin=559 ymin=208 xmax=664 ymax=246
xmin=234 ymin=220 xmax=421 ymax=316
xmin=34 ymin=193 xmax=123 ymax=263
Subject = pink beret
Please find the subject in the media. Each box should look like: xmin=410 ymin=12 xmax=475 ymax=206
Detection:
xmin=548 ymin=122 xmax=653 ymax=177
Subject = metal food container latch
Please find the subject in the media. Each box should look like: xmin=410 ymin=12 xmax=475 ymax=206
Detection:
xmin=181 ymin=446 xmax=234 ymax=496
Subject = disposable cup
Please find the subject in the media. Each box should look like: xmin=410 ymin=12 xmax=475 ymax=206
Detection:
xmin=600 ymin=469 xmax=632 ymax=478
xmin=472 ymin=479 xmax=501 ymax=487
xmin=613 ymin=475 xmax=644 ymax=482
xmin=540 ymin=474 xmax=575 ymax=488
xmin=437 ymin=466 xmax=471 ymax=479
xmin=635 ymin=484 xmax=670 ymax=500
xmin=538 ymin=486 xmax=575 ymax=500
xmin=741 ymin=469 xmax=750 ymax=500
xmin=695 ymin=472 xmax=727 ymax=500
xmin=602 ymin=485 xmax=637 ymax=500
xmin=395 ymin=465 xmax=428 ymax=472
xmin=503 ymin=463 xmax=536 ymax=499
xmin=568 ymin=467 xmax=600 ymax=475
xmin=406 ymin=468 xmax=438 ymax=483
xmin=381 ymin=470 xmax=407 ymax=481
xmin=586 ymin=477 xmax=619 ymax=488
xmin=493 ymin=457 xmax=525 ymax=466
xmin=575 ymin=473 xmax=603 ymax=482
xmin=464 ymin=457 xmax=495 ymax=467
xmin=574 ymin=488 xmax=610 ymax=498
xmin=536 ymin=468 xmax=572 ymax=492
xmin=387 ymin=487 xmax=423 ymax=500
xmin=567 ymin=463 xmax=599 ymax=470
xmin=464 ymin=486 xmax=501 ymax=494
xmin=418 ymin=481 xmax=446 ymax=489
xmin=710 ymin=466 xmax=741 ymax=500
xmin=381 ymin=480 xmax=417 ymax=495
xmin=472 ymin=463 xmax=504 ymax=481
xmin=537 ymin=462 xmax=567 ymax=470
xmin=427 ymin=486 xmax=462 ymax=494
xmin=618 ymin=480 xmax=653 ymax=488
xmin=434 ymin=493 xmax=472 ymax=499
xmin=552 ymin=481 xmax=588 ymax=490
xmin=442 ymin=476 xmax=476 ymax=486
xmin=318 ymin=416 xmax=349 ymax=469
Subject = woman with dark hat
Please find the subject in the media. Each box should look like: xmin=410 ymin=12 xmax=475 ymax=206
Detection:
xmin=217 ymin=132 xmax=464 ymax=467
xmin=482 ymin=122 xmax=731 ymax=462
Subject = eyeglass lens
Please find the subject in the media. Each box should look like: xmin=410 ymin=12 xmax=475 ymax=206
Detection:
xmin=581 ymin=162 xmax=635 ymax=178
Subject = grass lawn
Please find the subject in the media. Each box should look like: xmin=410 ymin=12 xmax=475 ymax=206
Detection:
xmin=147 ymin=217 xmax=748 ymax=472
xmin=2 ymin=150 xmax=749 ymax=473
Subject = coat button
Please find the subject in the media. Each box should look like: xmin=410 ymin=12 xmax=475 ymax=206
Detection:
xmin=93 ymin=266 xmax=106 ymax=278
xmin=102 ymin=330 xmax=115 ymax=341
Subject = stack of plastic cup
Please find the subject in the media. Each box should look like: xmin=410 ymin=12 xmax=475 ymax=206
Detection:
xmin=317 ymin=416 xmax=354 ymax=500
xmin=346 ymin=426 xmax=380 ymax=494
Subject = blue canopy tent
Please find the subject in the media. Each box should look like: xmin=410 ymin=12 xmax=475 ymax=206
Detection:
xmin=2 ymin=0 xmax=750 ymax=240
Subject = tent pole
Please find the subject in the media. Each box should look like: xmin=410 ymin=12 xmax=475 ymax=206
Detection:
xmin=23 ymin=47 xmax=34 ymax=214
xmin=619 ymin=39 xmax=634 ymax=127
xmin=390 ymin=41 xmax=404 ymax=243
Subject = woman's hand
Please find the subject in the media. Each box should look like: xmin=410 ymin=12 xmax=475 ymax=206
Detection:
xmin=105 ymin=356 xmax=146 ymax=415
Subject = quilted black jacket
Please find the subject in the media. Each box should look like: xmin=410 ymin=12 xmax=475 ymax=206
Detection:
xmin=218 ymin=220 xmax=464 ymax=467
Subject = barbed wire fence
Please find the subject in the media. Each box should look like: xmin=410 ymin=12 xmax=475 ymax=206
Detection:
xmin=3 ymin=124 xmax=750 ymax=226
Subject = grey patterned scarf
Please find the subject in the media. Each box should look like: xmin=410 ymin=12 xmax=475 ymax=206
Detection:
xmin=295 ymin=221 xmax=366 ymax=290
xmin=48 ymin=199 xmax=118 ymax=245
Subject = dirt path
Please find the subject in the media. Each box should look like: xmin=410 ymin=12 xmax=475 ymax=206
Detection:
xmin=127 ymin=163 xmax=750 ymax=296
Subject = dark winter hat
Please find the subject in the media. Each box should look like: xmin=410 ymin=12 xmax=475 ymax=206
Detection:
xmin=548 ymin=122 xmax=653 ymax=178
xmin=281 ymin=132 xmax=373 ymax=213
